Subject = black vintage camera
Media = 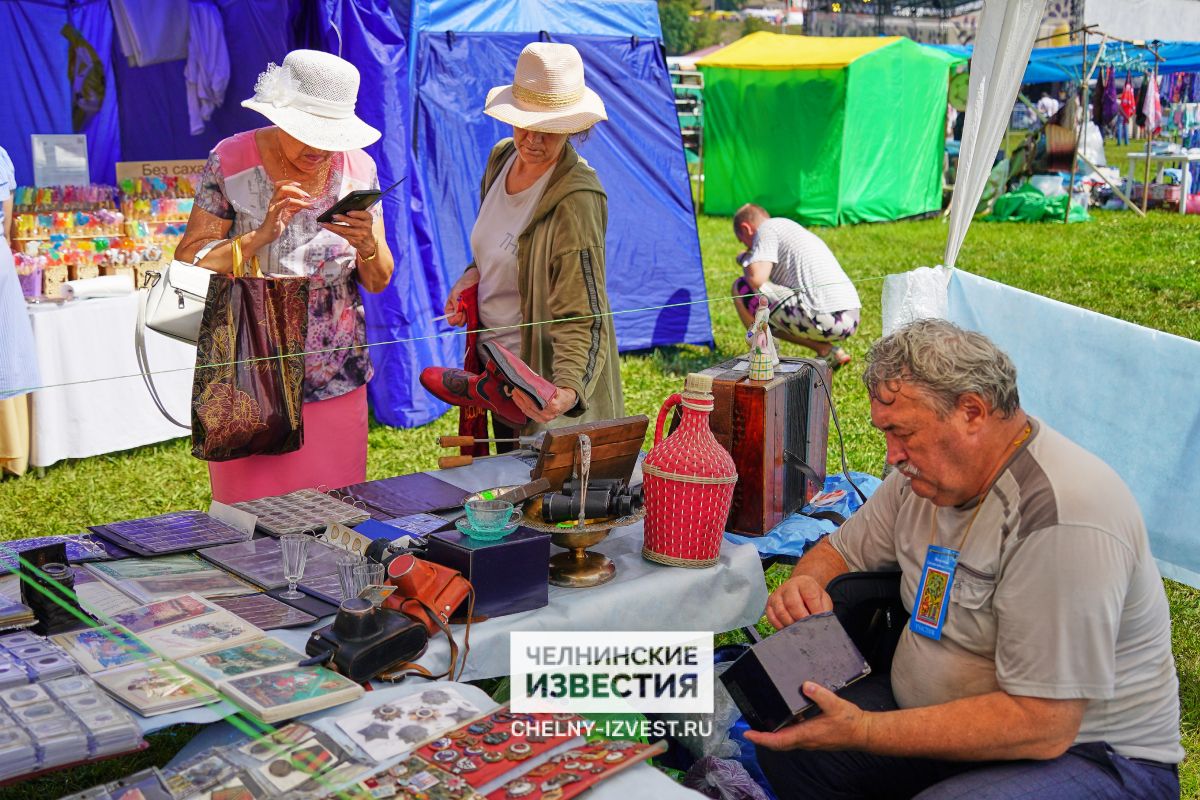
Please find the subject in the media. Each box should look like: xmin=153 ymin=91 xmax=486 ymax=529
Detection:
xmin=541 ymin=480 xmax=644 ymax=523
xmin=304 ymin=598 xmax=428 ymax=683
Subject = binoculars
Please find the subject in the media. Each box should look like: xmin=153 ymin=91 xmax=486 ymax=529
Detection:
xmin=541 ymin=479 xmax=644 ymax=524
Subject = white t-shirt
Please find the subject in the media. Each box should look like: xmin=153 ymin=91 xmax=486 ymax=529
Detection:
xmin=470 ymin=155 xmax=554 ymax=354
xmin=747 ymin=218 xmax=860 ymax=313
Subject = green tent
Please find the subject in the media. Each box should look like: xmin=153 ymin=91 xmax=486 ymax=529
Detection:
xmin=698 ymin=32 xmax=960 ymax=226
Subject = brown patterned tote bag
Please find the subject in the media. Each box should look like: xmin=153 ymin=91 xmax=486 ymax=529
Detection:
xmin=190 ymin=238 xmax=309 ymax=461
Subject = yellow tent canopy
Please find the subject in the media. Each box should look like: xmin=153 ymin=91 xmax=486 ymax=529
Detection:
xmin=696 ymin=31 xmax=903 ymax=71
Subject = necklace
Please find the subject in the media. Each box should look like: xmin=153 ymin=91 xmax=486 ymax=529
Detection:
xmin=273 ymin=129 xmax=330 ymax=194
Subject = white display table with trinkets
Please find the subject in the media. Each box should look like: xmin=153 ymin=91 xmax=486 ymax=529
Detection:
xmin=135 ymin=456 xmax=768 ymax=735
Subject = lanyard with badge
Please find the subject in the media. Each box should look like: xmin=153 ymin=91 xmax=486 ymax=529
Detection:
xmin=910 ymin=422 xmax=1032 ymax=641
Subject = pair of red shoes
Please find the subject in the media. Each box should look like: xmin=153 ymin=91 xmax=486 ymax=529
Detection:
xmin=420 ymin=342 xmax=558 ymax=426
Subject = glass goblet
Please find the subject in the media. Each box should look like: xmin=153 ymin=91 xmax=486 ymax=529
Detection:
xmin=279 ymin=533 xmax=310 ymax=600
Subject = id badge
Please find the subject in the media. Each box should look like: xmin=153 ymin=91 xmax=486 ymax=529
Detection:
xmin=910 ymin=544 xmax=959 ymax=640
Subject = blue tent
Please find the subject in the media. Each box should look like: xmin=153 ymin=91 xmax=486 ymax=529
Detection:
xmin=926 ymin=40 xmax=1200 ymax=84
xmin=0 ymin=0 xmax=710 ymax=428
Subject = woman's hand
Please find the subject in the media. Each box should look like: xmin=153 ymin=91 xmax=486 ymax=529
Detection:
xmin=512 ymin=386 xmax=577 ymax=425
xmin=320 ymin=209 xmax=377 ymax=256
xmin=444 ymin=267 xmax=481 ymax=327
xmin=256 ymin=180 xmax=314 ymax=247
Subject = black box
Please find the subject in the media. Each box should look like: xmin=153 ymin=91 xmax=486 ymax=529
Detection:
xmin=720 ymin=611 xmax=870 ymax=732
xmin=424 ymin=528 xmax=551 ymax=619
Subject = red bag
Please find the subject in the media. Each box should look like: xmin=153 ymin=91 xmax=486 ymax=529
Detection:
xmin=190 ymin=239 xmax=308 ymax=461
xmin=382 ymin=553 xmax=474 ymax=680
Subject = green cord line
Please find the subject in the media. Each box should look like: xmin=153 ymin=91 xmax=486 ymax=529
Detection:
xmin=4 ymin=546 xmax=366 ymax=797
xmin=7 ymin=274 xmax=891 ymax=396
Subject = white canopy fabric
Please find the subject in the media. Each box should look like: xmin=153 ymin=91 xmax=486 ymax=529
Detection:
xmin=944 ymin=0 xmax=1049 ymax=269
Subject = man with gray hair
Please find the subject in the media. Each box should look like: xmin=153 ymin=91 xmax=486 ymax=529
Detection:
xmin=749 ymin=319 xmax=1181 ymax=799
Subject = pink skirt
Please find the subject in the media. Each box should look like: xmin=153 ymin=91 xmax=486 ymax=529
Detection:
xmin=208 ymin=385 xmax=368 ymax=504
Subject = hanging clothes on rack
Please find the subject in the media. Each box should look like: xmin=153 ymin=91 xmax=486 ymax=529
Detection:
xmin=1093 ymin=67 xmax=1107 ymax=129
xmin=1120 ymin=72 xmax=1137 ymax=119
xmin=1102 ymin=66 xmax=1119 ymax=128
xmin=1144 ymin=73 xmax=1163 ymax=135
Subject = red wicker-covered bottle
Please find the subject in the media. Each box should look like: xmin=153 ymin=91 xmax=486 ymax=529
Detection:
xmin=642 ymin=373 xmax=738 ymax=568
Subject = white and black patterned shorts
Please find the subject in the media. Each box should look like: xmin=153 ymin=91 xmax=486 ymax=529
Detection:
xmin=735 ymin=276 xmax=860 ymax=343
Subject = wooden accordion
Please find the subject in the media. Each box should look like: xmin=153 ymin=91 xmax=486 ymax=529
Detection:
xmin=699 ymin=356 xmax=831 ymax=537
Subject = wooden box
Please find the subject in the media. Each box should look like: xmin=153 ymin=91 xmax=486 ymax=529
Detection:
xmin=700 ymin=356 xmax=830 ymax=537
xmin=531 ymin=415 xmax=649 ymax=491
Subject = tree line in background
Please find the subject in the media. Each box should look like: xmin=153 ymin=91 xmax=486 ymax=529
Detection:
xmin=658 ymin=0 xmax=778 ymax=56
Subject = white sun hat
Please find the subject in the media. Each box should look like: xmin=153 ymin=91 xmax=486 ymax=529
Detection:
xmin=484 ymin=42 xmax=607 ymax=134
xmin=242 ymin=50 xmax=381 ymax=152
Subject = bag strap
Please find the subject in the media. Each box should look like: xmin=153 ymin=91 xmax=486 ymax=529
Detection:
xmin=134 ymin=238 xmax=224 ymax=429
xmin=381 ymin=588 xmax=474 ymax=682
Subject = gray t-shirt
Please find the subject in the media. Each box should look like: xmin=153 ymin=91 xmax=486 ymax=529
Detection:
xmin=470 ymin=154 xmax=553 ymax=354
xmin=830 ymin=419 xmax=1182 ymax=764
xmin=747 ymin=217 xmax=860 ymax=313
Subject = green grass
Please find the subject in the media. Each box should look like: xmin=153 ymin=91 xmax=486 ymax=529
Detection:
xmin=2 ymin=208 xmax=1199 ymax=797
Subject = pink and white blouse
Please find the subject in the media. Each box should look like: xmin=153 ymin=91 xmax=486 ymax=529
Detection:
xmin=195 ymin=129 xmax=380 ymax=403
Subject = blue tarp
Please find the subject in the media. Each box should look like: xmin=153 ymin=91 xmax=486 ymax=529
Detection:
xmin=947 ymin=270 xmax=1200 ymax=590
xmin=926 ymin=41 xmax=1200 ymax=84
xmin=0 ymin=0 xmax=710 ymax=428
xmin=409 ymin=30 xmax=711 ymax=355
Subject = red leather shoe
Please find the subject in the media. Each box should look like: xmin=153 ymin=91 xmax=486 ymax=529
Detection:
xmin=480 ymin=341 xmax=560 ymax=411
xmin=420 ymin=366 xmax=527 ymax=427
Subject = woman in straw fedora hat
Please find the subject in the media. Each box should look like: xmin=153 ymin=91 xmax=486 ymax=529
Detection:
xmin=430 ymin=42 xmax=624 ymax=439
xmin=176 ymin=49 xmax=394 ymax=503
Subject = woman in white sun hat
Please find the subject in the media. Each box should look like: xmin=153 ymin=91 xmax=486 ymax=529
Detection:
xmin=440 ymin=41 xmax=624 ymax=441
xmin=177 ymin=49 xmax=394 ymax=503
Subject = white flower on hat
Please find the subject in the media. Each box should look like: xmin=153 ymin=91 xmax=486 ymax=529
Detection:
xmin=254 ymin=63 xmax=299 ymax=110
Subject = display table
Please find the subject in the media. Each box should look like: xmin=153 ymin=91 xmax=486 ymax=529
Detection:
xmin=1125 ymin=151 xmax=1200 ymax=214
xmin=27 ymin=294 xmax=193 ymax=468
xmin=166 ymin=681 xmax=704 ymax=798
xmin=138 ymin=456 xmax=769 ymax=734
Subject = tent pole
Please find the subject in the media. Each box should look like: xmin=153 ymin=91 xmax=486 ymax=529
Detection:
xmin=1142 ymin=57 xmax=1157 ymax=213
xmin=1077 ymin=151 xmax=1146 ymax=217
xmin=1064 ymin=30 xmax=1090 ymax=222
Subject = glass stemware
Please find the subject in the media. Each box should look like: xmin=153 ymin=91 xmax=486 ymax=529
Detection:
xmin=279 ymin=533 xmax=310 ymax=599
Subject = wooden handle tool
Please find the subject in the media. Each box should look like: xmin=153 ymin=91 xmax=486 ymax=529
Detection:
xmin=438 ymin=454 xmax=475 ymax=469
xmin=438 ymin=435 xmax=520 ymax=448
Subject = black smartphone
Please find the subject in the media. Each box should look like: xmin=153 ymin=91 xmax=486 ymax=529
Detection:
xmin=316 ymin=175 xmax=406 ymax=224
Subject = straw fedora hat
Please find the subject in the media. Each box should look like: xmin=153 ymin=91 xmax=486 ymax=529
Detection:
xmin=484 ymin=42 xmax=607 ymax=134
xmin=242 ymin=50 xmax=381 ymax=152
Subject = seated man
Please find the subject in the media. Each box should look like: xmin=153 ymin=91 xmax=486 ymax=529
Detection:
xmin=731 ymin=204 xmax=861 ymax=371
xmin=751 ymin=319 xmax=1181 ymax=800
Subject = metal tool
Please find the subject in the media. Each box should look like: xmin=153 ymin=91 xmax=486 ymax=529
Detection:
xmin=437 ymin=448 xmax=538 ymax=470
xmin=437 ymin=434 xmax=543 ymax=449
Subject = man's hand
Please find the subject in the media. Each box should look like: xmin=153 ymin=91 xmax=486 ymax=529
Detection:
xmin=745 ymin=682 xmax=871 ymax=752
xmin=512 ymin=386 xmax=577 ymax=424
xmin=766 ymin=575 xmax=833 ymax=629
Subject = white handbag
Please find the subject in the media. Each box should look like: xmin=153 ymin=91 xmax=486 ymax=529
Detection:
xmin=141 ymin=240 xmax=221 ymax=344
xmin=135 ymin=241 xmax=222 ymax=428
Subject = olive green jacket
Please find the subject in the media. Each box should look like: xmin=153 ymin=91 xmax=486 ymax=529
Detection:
xmin=473 ymin=139 xmax=624 ymax=432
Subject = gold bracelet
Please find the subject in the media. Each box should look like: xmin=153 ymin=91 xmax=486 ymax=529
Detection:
xmin=358 ymin=241 xmax=379 ymax=262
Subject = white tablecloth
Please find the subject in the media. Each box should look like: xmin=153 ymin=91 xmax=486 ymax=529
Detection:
xmin=27 ymin=294 xmax=193 ymax=467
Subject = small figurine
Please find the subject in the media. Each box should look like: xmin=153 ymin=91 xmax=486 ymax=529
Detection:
xmin=747 ymin=301 xmax=779 ymax=381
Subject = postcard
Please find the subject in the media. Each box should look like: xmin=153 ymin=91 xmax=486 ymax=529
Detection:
xmin=111 ymin=595 xmax=217 ymax=634
xmin=122 ymin=571 xmax=257 ymax=604
xmin=225 ymin=666 xmax=357 ymax=710
xmin=179 ymin=640 xmax=305 ymax=683
xmin=52 ymin=626 xmax=156 ymax=674
xmin=138 ymin=609 xmax=260 ymax=657
xmin=87 ymin=554 xmax=213 ymax=582
xmin=96 ymin=662 xmax=218 ymax=716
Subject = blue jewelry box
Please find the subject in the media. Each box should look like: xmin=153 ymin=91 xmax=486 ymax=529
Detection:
xmin=423 ymin=527 xmax=551 ymax=619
